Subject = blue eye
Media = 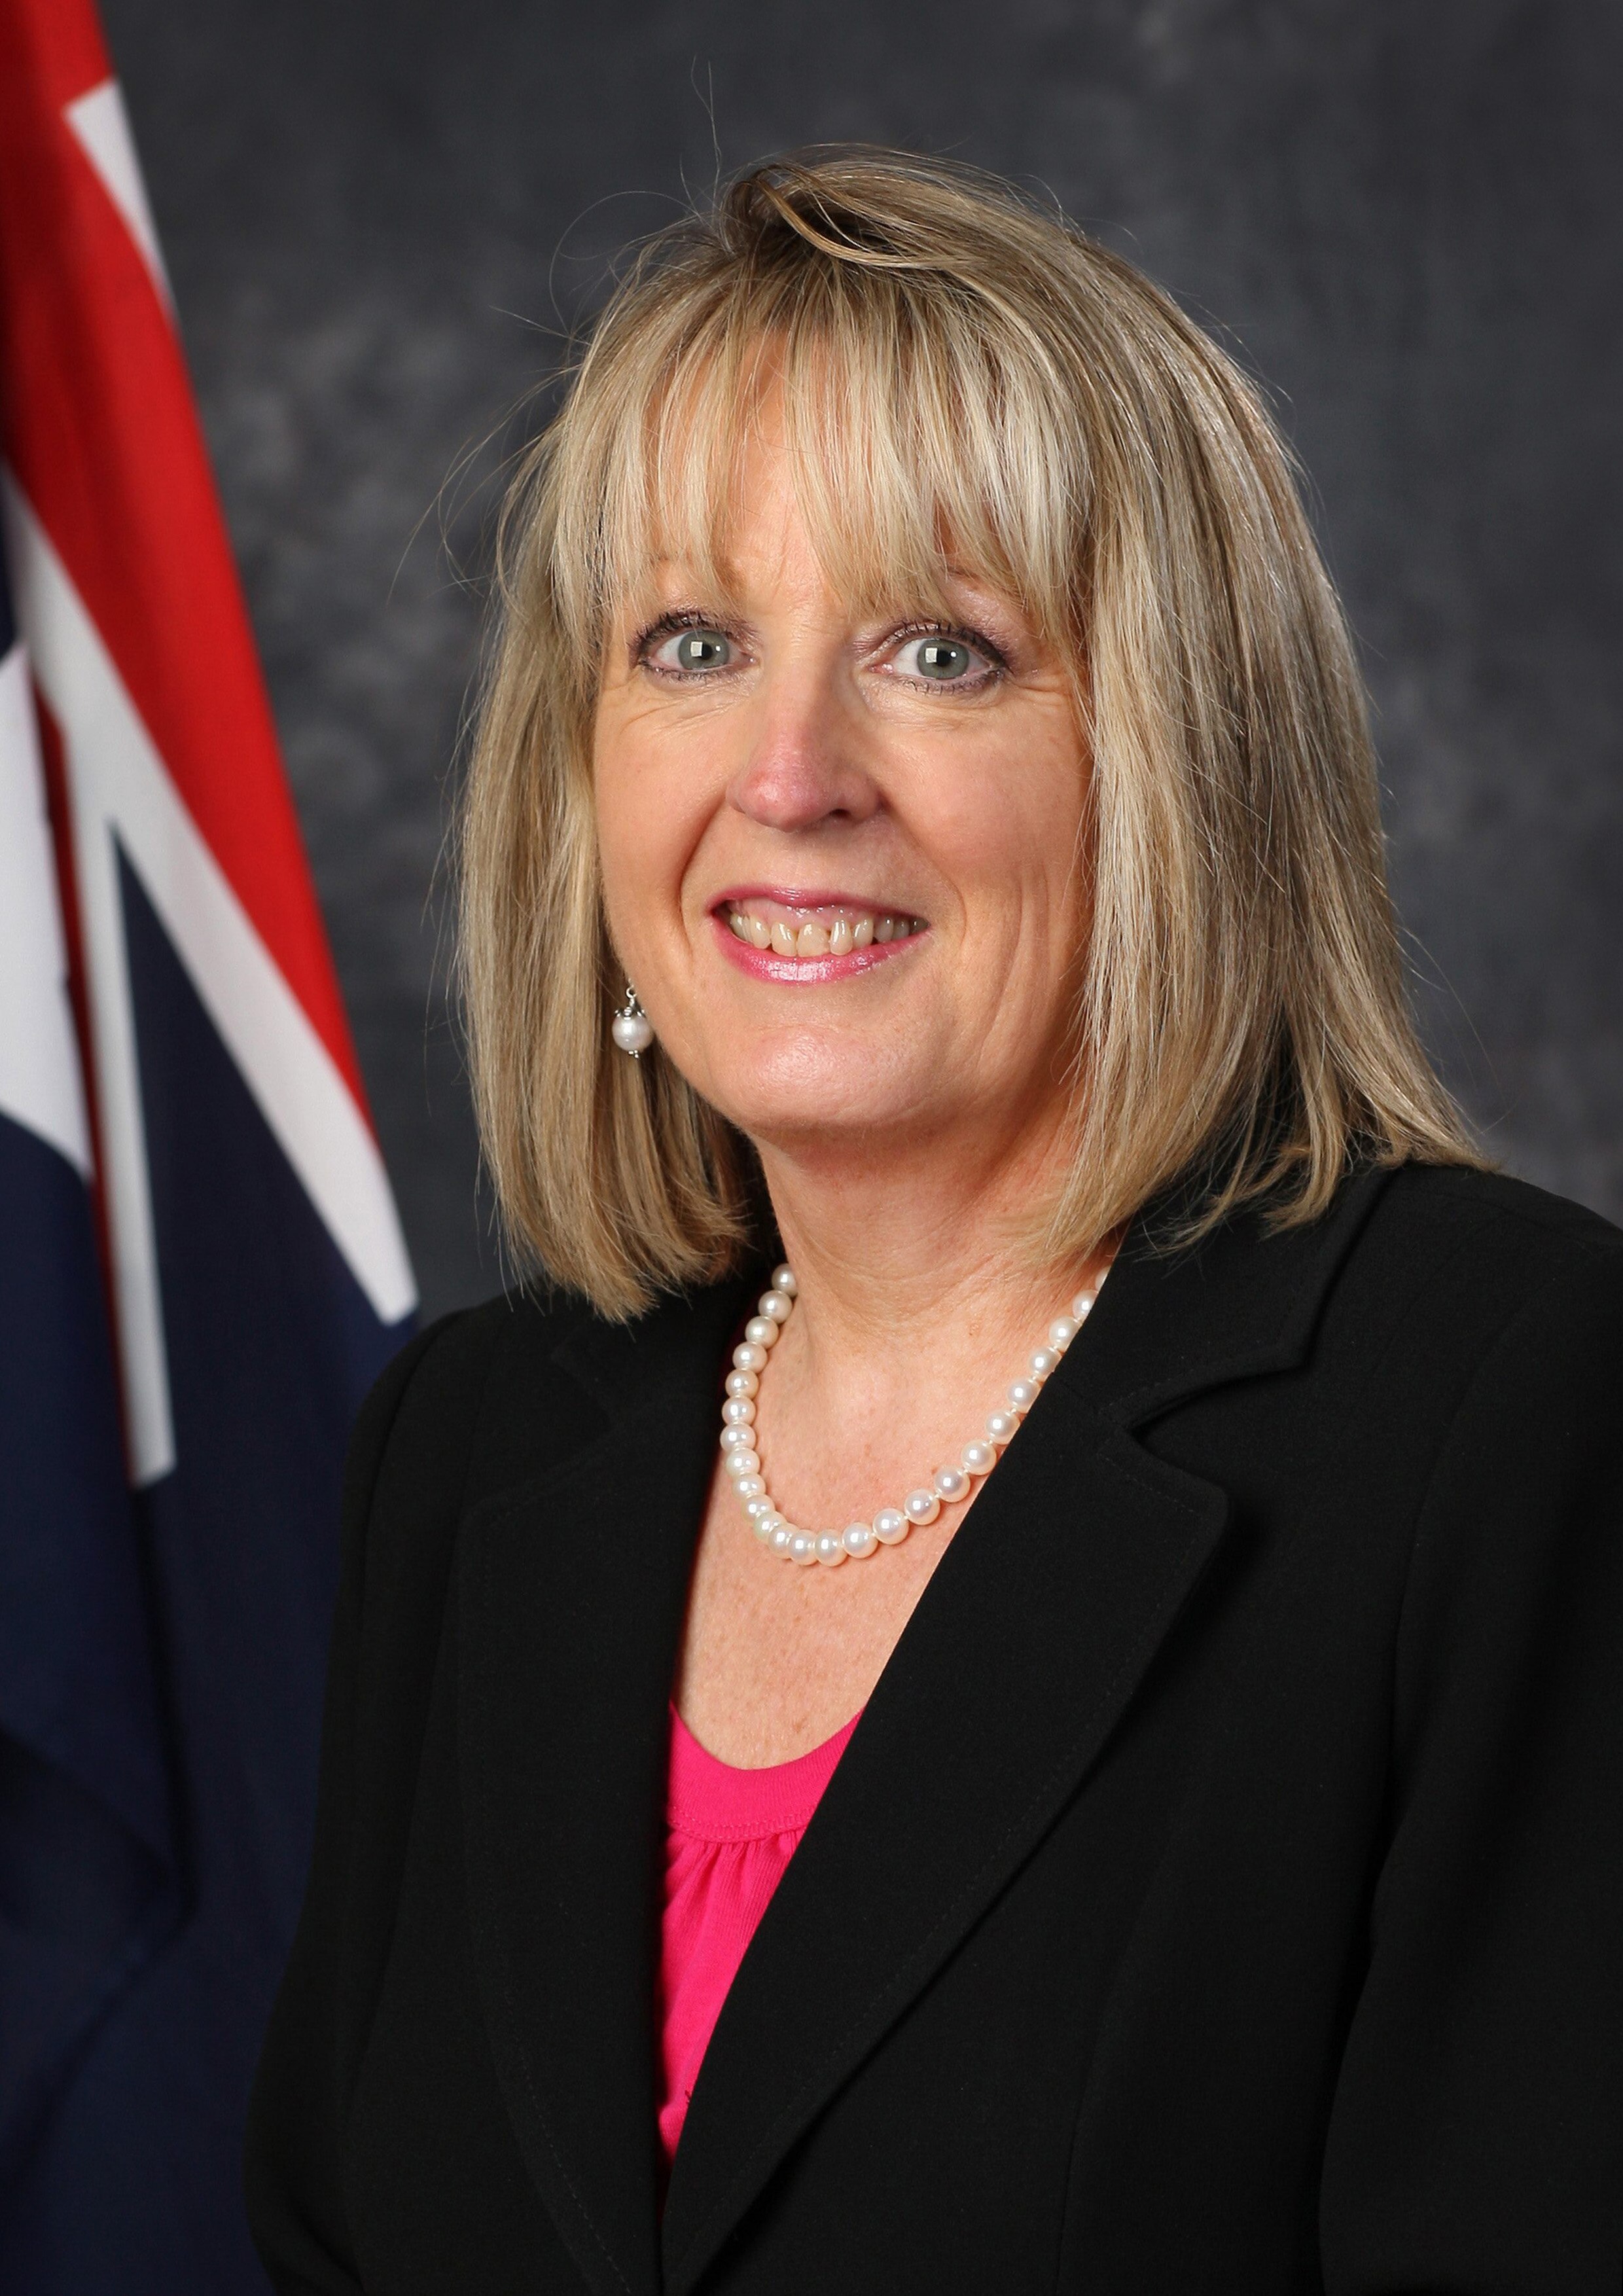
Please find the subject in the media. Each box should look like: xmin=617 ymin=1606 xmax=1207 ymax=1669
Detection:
xmin=912 ymin=636 xmax=973 ymax=681
xmin=673 ymin=628 xmax=731 ymax=670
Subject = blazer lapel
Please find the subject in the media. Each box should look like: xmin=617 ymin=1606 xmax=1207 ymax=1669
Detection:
xmin=456 ymin=1277 xmax=753 ymax=2296
xmin=662 ymin=1170 xmax=1391 ymax=2293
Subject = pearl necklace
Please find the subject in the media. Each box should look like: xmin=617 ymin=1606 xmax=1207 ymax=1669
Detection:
xmin=719 ymin=1263 xmax=1104 ymax=1566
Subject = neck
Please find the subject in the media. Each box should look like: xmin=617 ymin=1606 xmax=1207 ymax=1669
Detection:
xmin=755 ymin=1105 xmax=1110 ymax=1392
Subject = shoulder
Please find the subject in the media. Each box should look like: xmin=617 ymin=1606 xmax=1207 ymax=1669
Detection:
xmin=1360 ymin=1177 xmax=1623 ymax=1746
xmin=1367 ymin=1160 xmax=1620 ymax=1263
xmin=1346 ymin=1162 xmax=1623 ymax=1355
xmin=348 ymin=1272 xmax=754 ymax=1550
xmin=329 ymin=1287 xmax=622 ymax=1674
xmin=349 ymin=1284 xmax=606 ymax=1522
xmin=1313 ymin=1164 xmax=1623 ymax=1507
xmin=1151 ymin=1164 xmax=1623 ymax=1498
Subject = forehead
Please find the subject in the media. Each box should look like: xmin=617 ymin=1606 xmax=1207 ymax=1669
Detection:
xmin=630 ymin=438 xmax=987 ymax=633
xmin=594 ymin=319 xmax=1067 ymax=639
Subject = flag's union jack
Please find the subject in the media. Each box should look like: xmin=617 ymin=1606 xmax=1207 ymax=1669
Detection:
xmin=0 ymin=1 xmax=415 ymax=2286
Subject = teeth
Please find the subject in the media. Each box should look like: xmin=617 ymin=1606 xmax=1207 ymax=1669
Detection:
xmin=724 ymin=902 xmax=923 ymax=956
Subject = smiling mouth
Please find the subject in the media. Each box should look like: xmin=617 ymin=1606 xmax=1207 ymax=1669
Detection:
xmin=719 ymin=895 xmax=928 ymax=962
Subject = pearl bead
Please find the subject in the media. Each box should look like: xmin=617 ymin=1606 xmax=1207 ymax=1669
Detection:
xmin=719 ymin=1253 xmax=1118 ymax=1568
xmin=611 ymin=1011 xmax=653 ymax=1054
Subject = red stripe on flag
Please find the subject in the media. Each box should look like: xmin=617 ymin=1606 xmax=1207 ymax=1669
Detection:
xmin=2 ymin=0 xmax=108 ymax=107
xmin=0 ymin=0 xmax=370 ymax=1113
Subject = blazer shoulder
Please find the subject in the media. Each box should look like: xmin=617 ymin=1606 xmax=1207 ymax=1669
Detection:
xmin=1345 ymin=1162 xmax=1623 ymax=1374
xmin=1368 ymin=1161 xmax=1621 ymax=1271
xmin=351 ymin=1283 xmax=611 ymax=1550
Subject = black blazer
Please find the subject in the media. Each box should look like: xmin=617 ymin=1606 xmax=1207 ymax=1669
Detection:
xmin=245 ymin=1165 xmax=1623 ymax=2295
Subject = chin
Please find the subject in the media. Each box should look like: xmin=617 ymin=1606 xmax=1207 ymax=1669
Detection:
xmin=701 ymin=1032 xmax=928 ymax=1147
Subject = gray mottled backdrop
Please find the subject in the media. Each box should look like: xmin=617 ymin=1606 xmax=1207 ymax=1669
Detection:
xmin=100 ymin=0 xmax=1622 ymax=1318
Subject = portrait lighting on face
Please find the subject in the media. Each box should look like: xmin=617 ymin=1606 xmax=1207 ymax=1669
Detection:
xmin=592 ymin=395 xmax=1092 ymax=1202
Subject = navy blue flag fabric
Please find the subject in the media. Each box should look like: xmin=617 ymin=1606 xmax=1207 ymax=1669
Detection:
xmin=0 ymin=8 xmax=418 ymax=2286
xmin=0 ymin=538 xmax=178 ymax=2236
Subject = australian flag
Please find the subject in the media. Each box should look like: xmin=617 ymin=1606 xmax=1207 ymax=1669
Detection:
xmin=0 ymin=2 xmax=416 ymax=2288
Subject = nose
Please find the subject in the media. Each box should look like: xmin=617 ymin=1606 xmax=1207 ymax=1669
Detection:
xmin=726 ymin=672 xmax=882 ymax=834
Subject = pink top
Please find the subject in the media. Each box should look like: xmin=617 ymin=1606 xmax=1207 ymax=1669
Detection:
xmin=657 ymin=1705 xmax=859 ymax=2168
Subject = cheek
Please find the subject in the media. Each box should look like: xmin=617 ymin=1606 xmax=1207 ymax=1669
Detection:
xmin=592 ymin=711 xmax=700 ymax=920
xmin=930 ymin=733 xmax=1089 ymax=953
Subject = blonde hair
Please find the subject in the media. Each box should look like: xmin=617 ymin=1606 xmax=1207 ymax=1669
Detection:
xmin=460 ymin=148 xmax=1479 ymax=1316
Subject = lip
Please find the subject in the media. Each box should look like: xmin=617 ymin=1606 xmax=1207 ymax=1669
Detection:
xmin=709 ymin=908 xmax=927 ymax=984
xmin=711 ymin=884 xmax=914 ymax=917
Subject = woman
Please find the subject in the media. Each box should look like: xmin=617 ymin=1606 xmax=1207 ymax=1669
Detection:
xmin=246 ymin=152 xmax=1622 ymax=2292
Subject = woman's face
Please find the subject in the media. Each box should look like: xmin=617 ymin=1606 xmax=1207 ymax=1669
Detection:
xmin=593 ymin=414 xmax=1091 ymax=1180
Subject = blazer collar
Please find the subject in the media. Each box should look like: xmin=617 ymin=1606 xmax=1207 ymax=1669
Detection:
xmin=456 ymin=1170 xmax=1391 ymax=2296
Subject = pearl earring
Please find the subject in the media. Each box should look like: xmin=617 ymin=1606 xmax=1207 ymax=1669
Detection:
xmin=611 ymin=982 xmax=653 ymax=1058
